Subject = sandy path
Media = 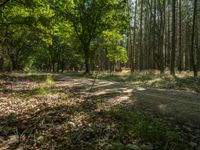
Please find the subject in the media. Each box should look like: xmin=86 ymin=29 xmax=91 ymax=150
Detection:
xmin=57 ymin=76 xmax=200 ymax=124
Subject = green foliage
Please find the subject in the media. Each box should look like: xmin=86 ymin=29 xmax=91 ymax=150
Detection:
xmin=102 ymin=30 xmax=128 ymax=63
xmin=52 ymin=0 xmax=129 ymax=72
xmin=0 ymin=0 xmax=55 ymax=71
xmin=31 ymin=86 xmax=53 ymax=95
xmin=23 ymin=58 xmax=37 ymax=73
xmin=44 ymin=74 xmax=54 ymax=84
xmin=0 ymin=0 xmax=129 ymax=72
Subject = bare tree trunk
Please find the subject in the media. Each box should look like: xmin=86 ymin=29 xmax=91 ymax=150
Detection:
xmin=139 ymin=0 xmax=143 ymax=71
xmin=152 ymin=0 xmax=157 ymax=69
xmin=191 ymin=0 xmax=198 ymax=77
xmin=158 ymin=0 xmax=166 ymax=74
xmin=178 ymin=0 xmax=182 ymax=72
xmin=84 ymin=43 xmax=90 ymax=74
xmin=170 ymin=0 xmax=176 ymax=76
xmin=167 ymin=0 xmax=171 ymax=68
xmin=129 ymin=25 xmax=134 ymax=72
xmin=128 ymin=0 xmax=134 ymax=72
xmin=133 ymin=0 xmax=138 ymax=70
xmin=0 ymin=56 xmax=4 ymax=72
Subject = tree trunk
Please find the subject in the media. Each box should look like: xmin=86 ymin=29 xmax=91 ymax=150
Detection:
xmin=129 ymin=23 xmax=134 ymax=72
xmin=0 ymin=57 xmax=4 ymax=72
xmin=178 ymin=0 xmax=182 ymax=72
xmin=158 ymin=0 xmax=166 ymax=74
xmin=191 ymin=0 xmax=198 ymax=77
xmin=133 ymin=0 xmax=138 ymax=70
xmin=170 ymin=0 xmax=176 ymax=76
xmin=84 ymin=43 xmax=90 ymax=74
xmin=139 ymin=0 xmax=143 ymax=71
xmin=152 ymin=0 xmax=157 ymax=69
xmin=167 ymin=0 xmax=171 ymax=68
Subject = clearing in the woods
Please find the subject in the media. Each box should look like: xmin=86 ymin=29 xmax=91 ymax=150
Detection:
xmin=0 ymin=73 xmax=200 ymax=149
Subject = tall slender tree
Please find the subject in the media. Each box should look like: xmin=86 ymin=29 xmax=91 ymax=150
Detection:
xmin=139 ymin=0 xmax=144 ymax=71
xmin=191 ymin=0 xmax=198 ymax=77
xmin=178 ymin=0 xmax=182 ymax=72
xmin=170 ymin=0 xmax=176 ymax=76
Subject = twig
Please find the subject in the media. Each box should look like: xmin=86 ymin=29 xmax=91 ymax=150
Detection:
xmin=85 ymin=68 xmax=100 ymax=102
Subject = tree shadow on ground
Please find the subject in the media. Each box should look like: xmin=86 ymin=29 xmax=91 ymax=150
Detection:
xmin=0 ymin=100 xmax=98 ymax=149
xmin=0 ymin=101 xmax=190 ymax=150
xmin=0 ymin=74 xmax=199 ymax=149
xmin=0 ymin=74 xmax=54 ymax=82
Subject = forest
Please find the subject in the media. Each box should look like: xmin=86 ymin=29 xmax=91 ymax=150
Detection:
xmin=0 ymin=0 xmax=200 ymax=149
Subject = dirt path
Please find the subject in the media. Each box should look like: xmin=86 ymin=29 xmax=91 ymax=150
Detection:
xmin=57 ymin=76 xmax=200 ymax=144
xmin=57 ymin=76 xmax=200 ymax=122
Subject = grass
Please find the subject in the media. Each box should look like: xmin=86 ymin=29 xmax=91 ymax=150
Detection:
xmin=44 ymin=74 xmax=54 ymax=84
xmin=31 ymin=86 xmax=53 ymax=95
xmin=94 ymin=100 xmax=188 ymax=149
xmin=30 ymin=75 xmax=54 ymax=95
xmin=100 ymin=108 xmax=188 ymax=150
xmin=64 ymin=70 xmax=200 ymax=92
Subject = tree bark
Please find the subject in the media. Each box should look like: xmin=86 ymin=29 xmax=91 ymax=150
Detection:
xmin=139 ymin=0 xmax=143 ymax=71
xmin=84 ymin=43 xmax=90 ymax=74
xmin=191 ymin=0 xmax=198 ymax=77
xmin=0 ymin=57 xmax=4 ymax=72
xmin=133 ymin=0 xmax=138 ymax=70
xmin=178 ymin=0 xmax=182 ymax=72
xmin=170 ymin=0 xmax=176 ymax=76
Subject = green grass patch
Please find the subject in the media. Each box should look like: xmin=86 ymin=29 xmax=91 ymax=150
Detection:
xmin=101 ymin=108 xmax=189 ymax=150
xmin=31 ymin=86 xmax=52 ymax=95
xmin=44 ymin=74 xmax=54 ymax=84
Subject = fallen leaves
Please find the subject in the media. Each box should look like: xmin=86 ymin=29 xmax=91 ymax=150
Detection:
xmin=0 ymin=74 xmax=199 ymax=149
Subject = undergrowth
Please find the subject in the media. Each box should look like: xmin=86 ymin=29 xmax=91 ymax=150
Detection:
xmin=101 ymin=108 xmax=188 ymax=150
xmin=64 ymin=71 xmax=200 ymax=92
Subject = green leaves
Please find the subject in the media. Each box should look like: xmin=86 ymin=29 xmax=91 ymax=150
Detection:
xmin=102 ymin=30 xmax=128 ymax=63
xmin=0 ymin=0 xmax=129 ymax=71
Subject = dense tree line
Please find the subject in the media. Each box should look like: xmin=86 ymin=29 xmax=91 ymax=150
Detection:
xmin=127 ymin=0 xmax=200 ymax=76
xmin=0 ymin=0 xmax=199 ymax=76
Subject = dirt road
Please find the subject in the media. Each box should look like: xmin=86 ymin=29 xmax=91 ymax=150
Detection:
xmin=57 ymin=76 xmax=200 ymax=123
xmin=56 ymin=76 xmax=200 ymax=145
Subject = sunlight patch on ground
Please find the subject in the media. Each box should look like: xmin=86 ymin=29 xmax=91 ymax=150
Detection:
xmin=94 ymin=90 xmax=107 ymax=96
xmin=122 ymin=88 xmax=133 ymax=93
xmin=93 ymin=81 xmax=114 ymax=88
xmin=135 ymin=87 xmax=146 ymax=91
xmin=106 ymin=92 xmax=136 ymax=106
xmin=70 ymin=112 xmax=90 ymax=127
xmin=158 ymin=104 xmax=168 ymax=114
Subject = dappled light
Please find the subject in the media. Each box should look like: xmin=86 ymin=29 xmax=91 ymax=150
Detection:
xmin=0 ymin=0 xmax=200 ymax=148
xmin=158 ymin=104 xmax=168 ymax=114
xmin=0 ymin=74 xmax=200 ymax=149
xmin=135 ymin=87 xmax=146 ymax=91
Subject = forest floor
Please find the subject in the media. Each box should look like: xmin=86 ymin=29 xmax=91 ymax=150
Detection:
xmin=0 ymin=73 xmax=200 ymax=149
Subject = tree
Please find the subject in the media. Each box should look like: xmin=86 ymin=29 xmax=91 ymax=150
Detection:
xmin=139 ymin=0 xmax=143 ymax=71
xmin=127 ymin=0 xmax=134 ymax=72
xmin=191 ymin=0 xmax=198 ymax=77
xmin=0 ymin=0 xmax=54 ymax=71
xmin=178 ymin=0 xmax=182 ymax=72
xmin=55 ymin=0 xmax=128 ymax=73
xmin=170 ymin=0 xmax=176 ymax=76
xmin=133 ymin=0 xmax=138 ymax=70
